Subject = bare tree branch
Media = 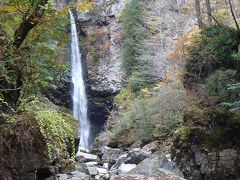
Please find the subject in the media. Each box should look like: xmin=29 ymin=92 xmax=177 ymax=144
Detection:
xmin=228 ymin=0 xmax=239 ymax=30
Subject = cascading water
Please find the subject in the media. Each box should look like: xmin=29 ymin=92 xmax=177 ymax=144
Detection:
xmin=70 ymin=11 xmax=90 ymax=149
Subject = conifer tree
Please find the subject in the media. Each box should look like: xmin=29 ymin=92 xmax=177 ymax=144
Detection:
xmin=122 ymin=0 xmax=145 ymax=75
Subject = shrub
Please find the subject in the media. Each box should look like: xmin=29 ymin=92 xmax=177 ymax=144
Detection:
xmin=184 ymin=26 xmax=240 ymax=87
xmin=92 ymin=48 xmax=100 ymax=62
xmin=114 ymin=72 xmax=157 ymax=108
xmin=203 ymin=69 xmax=236 ymax=102
xmin=109 ymin=83 xmax=187 ymax=146
xmin=19 ymin=97 xmax=77 ymax=160
xmin=222 ymin=82 xmax=240 ymax=112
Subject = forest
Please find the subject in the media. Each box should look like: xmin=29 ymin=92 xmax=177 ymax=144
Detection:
xmin=0 ymin=0 xmax=240 ymax=179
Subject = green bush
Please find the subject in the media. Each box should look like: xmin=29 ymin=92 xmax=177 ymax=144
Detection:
xmin=184 ymin=26 xmax=240 ymax=87
xmin=203 ymin=69 xmax=236 ymax=102
xmin=19 ymin=97 xmax=77 ymax=160
xmin=222 ymin=82 xmax=240 ymax=112
xmin=127 ymin=72 xmax=156 ymax=93
xmin=109 ymin=83 xmax=186 ymax=146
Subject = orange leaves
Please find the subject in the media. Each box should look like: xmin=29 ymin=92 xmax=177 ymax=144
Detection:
xmin=168 ymin=26 xmax=201 ymax=62
xmin=142 ymin=70 xmax=183 ymax=97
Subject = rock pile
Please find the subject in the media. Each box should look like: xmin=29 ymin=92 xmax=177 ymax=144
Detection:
xmin=56 ymin=142 xmax=185 ymax=180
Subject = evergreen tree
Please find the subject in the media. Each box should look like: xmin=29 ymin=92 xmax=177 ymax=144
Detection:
xmin=122 ymin=0 xmax=145 ymax=75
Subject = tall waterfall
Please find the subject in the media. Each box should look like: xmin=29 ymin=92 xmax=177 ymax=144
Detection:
xmin=70 ymin=11 xmax=90 ymax=148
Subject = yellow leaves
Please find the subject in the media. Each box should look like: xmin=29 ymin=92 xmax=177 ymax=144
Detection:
xmin=115 ymin=88 xmax=133 ymax=108
xmin=168 ymin=26 xmax=201 ymax=62
xmin=142 ymin=70 xmax=183 ymax=98
xmin=60 ymin=0 xmax=95 ymax=14
xmin=0 ymin=5 xmax=19 ymax=13
xmin=141 ymin=88 xmax=152 ymax=97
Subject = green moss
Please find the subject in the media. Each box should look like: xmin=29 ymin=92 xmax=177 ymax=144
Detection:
xmin=180 ymin=127 xmax=191 ymax=142
xmin=173 ymin=126 xmax=192 ymax=149
xmin=92 ymin=48 xmax=100 ymax=62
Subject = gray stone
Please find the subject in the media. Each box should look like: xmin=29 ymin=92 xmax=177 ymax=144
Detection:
xmin=95 ymin=175 xmax=101 ymax=180
xmin=71 ymin=171 xmax=89 ymax=180
xmin=103 ymin=173 xmax=110 ymax=180
xmin=110 ymin=175 xmax=147 ymax=180
xmin=85 ymin=162 xmax=99 ymax=166
xmin=103 ymin=163 xmax=109 ymax=170
xmin=96 ymin=167 xmax=108 ymax=174
xmin=75 ymin=163 xmax=89 ymax=174
xmin=118 ymin=163 xmax=137 ymax=174
xmin=110 ymin=153 xmax=128 ymax=170
xmin=76 ymin=152 xmax=100 ymax=163
xmin=125 ymin=148 xmax=151 ymax=164
xmin=108 ymin=168 xmax=118 ymax=176
xmin=79 ymin=147 xmax=90 ymax=153
xmin=101 ymin=146 xmax=123 ymax=164
xmin=87 ymin=166 xmax=98 ymax=176
xmin=129 ymin=153 xmax=184 ymax=178
xmin=166 ymin=154 xmax=171 ymax=162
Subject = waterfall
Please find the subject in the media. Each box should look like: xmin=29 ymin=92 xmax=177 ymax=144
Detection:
xmin=70 ymin=11 xmax=90 ymax=149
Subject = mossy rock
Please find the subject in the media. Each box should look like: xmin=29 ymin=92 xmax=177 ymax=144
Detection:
xmin=173 ymin=126 xmax=206 ymax=150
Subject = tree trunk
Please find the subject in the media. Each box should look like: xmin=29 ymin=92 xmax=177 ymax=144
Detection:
xmin=195 ymin=0 xmax=204 ymax=29
xmin=228 ymin=0 xmax=239 ymax=30
xmin=205 ymin=0 xmax=212 ymax=26
xmin=13 ymin=0 xmax=48 ymax=48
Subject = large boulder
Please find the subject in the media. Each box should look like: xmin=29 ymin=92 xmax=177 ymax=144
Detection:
xmin=110 ymin=153 xmax=128 ymax=170
xmin=124 ymin=148 xmax=151 ymax=164
xmin=101 ymin=146 xmax=123 ymax=164
xmin=129 ymin=153 xmax=184 ymax=178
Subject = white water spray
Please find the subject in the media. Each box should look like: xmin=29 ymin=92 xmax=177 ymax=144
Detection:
xmin=70 ymin=11 xmax=90 ymax=148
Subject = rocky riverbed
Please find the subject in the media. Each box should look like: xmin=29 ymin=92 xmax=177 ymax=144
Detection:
xmin=56 ymin=142 xmax=185 ymax=180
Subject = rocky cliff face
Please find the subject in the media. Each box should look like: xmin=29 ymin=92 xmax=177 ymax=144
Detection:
xmin=76 ymin=0 xmax=198 ymax=96
xmin=72 ymin=0 xmax=127 ymax=144
xmin=76 ymin=0 xmax=126 ymax=94
xmin=171 ymin=100 xmax=240 ymax=179
xmin=140 ymin=0 xmax=196 ymax=79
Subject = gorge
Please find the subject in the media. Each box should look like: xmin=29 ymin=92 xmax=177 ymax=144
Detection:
xmin=1 ymin=0 xmax=240 ymax=180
